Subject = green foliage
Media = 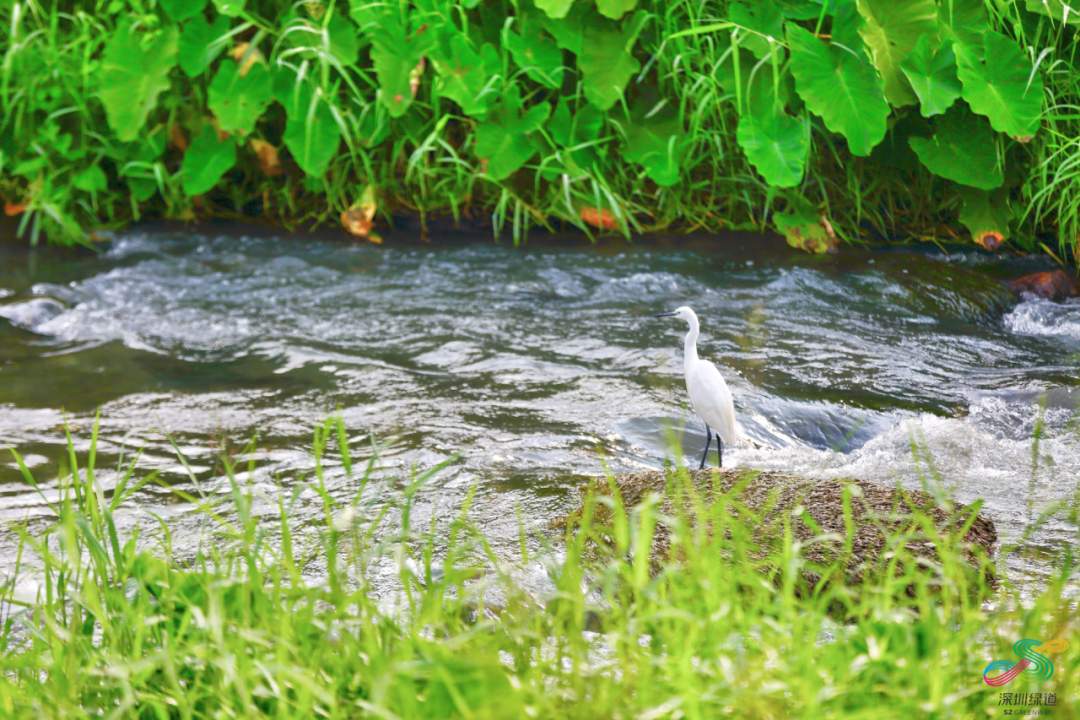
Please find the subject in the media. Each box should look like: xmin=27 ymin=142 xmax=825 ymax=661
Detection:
xmin=959 ymin=186 xmax=1013 ymax=245
xmin=0 ymin=0 xmax=1067 ymax=255
xmin=182 ymin=126 xmax=236 ymax=196
xmin=787 ymin=24 xmax=890 ymax=157
xmin=955 ymin=31 xmax=1044 ymax=140
xmin=908 ymin=103 xmax=1002 ymax=190
xmin=100 ymin=23 xmax=179 ymax=143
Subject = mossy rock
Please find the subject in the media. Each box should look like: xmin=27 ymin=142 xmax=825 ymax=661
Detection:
xmin=559 ymin=468 xmax=997 ymax=591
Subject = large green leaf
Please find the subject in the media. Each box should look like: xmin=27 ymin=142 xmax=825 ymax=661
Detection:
xmin=474 ymin=87 xmax=551 ymax=180
xmin=211 ymin=0 xmax=245 ymax=17
xmin=785 ymin=23 xmax=889 ymax=156
xmin=100 ymin=23 xmax=179 ymax=142
xmin=899 ymin=35 xmax=961 ymax=117
xmin=736 ymin=93 xmax=808 ymax=188
xmin=160 ymin=0 xmax=206 ymax=23
xmin=208 ymin=62 xmax=273 ymax=134
xmin=366 ymin=11 xmax=434 ymax=117
xmin=959 ymin=186 xmax=1012 ymax=249
xmin=544 ymin=7 xmax=643 ymax=110
xmin=281 ymin=84 xmax=342 ymax=177
xmin=547 ymin=98 xmax=604 ymax=172
xmin=1024 ymin=0 xmax=1080 ymax=25
xmin=506 ymin=28 xmax=564 ymax=89
xmin=536 ymin=0 xmax=576 ymax=19
xmin=908 ymin=102 xmax=1002 ymax=190
xmin=621 ymin=113 xmax=688 ymax=187
xmin=856 ymin=0 xmax=937 ymax=106
xmin=955 ymin=31 xmax=1043 ymax=140
xmin=179 ymin=14 xmax=230 ymax=77
xmin=431 ymin=32 xmax=500 ymax=117
xmin=182 ymin=126 xmax=236 ymax=196
xmin=597 ymin=0 xmax=638 ymax=20
xmin=939 ymin=0 xmax=990 ymax=48
xmin=288 ymin=14 xmax=363 ymax=66
xmin=730 ymin=0 xmax=784 ymax=59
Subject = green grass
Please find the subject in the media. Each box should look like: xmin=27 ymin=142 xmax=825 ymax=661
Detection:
xmin=2 ymin=415 xmax=1079 ymax=718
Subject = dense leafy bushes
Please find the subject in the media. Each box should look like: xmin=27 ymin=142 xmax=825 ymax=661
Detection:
xmin=0 ymin=0 xmax=1074 ymax=253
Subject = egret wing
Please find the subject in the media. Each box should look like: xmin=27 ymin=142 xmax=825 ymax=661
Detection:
xmin=687 ymin=360 xmax=738 ymax=445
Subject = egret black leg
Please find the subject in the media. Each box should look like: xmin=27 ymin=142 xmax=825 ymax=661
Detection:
xmin=719 ymin=438 xmax=724 ymax=468
xmin=699 ymin=426 xmax=712 ymax=469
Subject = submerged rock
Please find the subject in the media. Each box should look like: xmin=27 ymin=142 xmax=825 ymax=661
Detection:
xmin=561 ymin=468 xmax=996 ymax=588
xmin=1007 ymin=269 xmax=1080 ymax=302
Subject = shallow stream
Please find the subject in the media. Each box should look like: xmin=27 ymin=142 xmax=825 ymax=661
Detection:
xmin=2 ymin=226 xmax=1079 ymax=593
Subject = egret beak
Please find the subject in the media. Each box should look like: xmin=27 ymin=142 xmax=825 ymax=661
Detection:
xmin=654 ymin=311 xmax=677 ymax=318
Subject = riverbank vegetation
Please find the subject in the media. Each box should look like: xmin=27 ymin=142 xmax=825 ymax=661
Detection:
xmin=1 ymin=0 xmax=1079 ymax=257
xmin=2 ymin=421 xmax=1078 ymax=717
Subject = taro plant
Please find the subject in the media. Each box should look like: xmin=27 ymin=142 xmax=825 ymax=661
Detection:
xmin=0 ymin=0 xmax=1070 ymax=255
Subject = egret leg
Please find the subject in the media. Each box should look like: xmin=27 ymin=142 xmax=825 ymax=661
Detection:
xmin=719 ymin=438 xmax=723 ymax=468
xmin=699 ymin=426 xmax=712 ymax=469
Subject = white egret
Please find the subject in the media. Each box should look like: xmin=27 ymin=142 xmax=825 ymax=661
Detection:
xmin=655 ymin=306 xmax=738 ymax=468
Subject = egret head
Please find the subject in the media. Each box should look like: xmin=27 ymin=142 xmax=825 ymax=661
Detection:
xmin=654 ymin=306 xmax=696 ymax=322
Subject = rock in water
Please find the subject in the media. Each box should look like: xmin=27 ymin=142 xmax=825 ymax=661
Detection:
xmin=1007 ymin=269 xmax=1080 ymax=302
xmin=560 ymin=468 xmax=996 ymax=589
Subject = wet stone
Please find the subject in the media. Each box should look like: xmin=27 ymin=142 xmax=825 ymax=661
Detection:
xmin=1006 ymin=269 xmax=1080 ymax=303
xmin=560 ymin=468 xmax=997 ymax=588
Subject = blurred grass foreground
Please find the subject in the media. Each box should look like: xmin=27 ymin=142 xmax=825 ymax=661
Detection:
xmin=1 ymin=417 xmax=1078 ymax=719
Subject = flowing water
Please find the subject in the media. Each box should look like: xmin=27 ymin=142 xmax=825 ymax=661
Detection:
xmin=2 ymin=225 xmax=1079 ymax=595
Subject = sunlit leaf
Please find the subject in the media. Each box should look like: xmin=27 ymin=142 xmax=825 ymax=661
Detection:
xmin=181 ymin=126 xmax=236 ymax=196
xmin=908 ymin=102 xmax=1002 ymax=190
xmin=736 ymin=93 xmax=808 ymax=188
xmin=939 ymin=0 xmax=990 ymax=48
xmin=1024 ymin=0 xmax=1080 ymax=25
xmin=179 ymin=14 xmax=231 ymax=78
xmin=775 ymin=193 xmax=837 ymax=253
xmin=959 ymin=186 xmax=1012 ymax=250
xmin=596 ymin=0 xmax=638 ymax=21
xmin=72 ymin=166 xmax=107 ymax=193
xmin=211 ymin=0 xmax=245 ymax=17
xmin=544 ymin=7 xmax=644 ymax=110
xmin=955 ymin=31 xmax=1043 ymax=140
xmin=730 ymin=0 xmax=784 ymax=59
xmin=100 ymin=23 xmax=179 ymax=142
xmin=160 ymin=0 xmax=206 ymax=23
xmin=474 ymin=86 xmax=551 ymax=180
xmin=856 ymin=0 xmax=937 ymax=106
xmin=208 ymin=61 xmax=273 ymax=135
xmin=786 ymin=22 xmax=889 ymax=156
xmin=899 ymin=35 xmax=961 ymax=117
xmin=535 ymin=0 xmax=576 ymax=19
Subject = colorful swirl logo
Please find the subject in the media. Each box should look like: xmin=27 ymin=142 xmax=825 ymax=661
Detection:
xmin=983 ymin=639 xmax=1070 ymax=686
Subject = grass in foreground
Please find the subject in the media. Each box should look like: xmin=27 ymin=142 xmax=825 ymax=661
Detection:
xmin=1 ymin=418 xmax=1078 ymax=719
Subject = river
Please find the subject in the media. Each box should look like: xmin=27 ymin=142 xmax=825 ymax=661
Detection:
xmin=2 ymin=225 xmax=1079 ymax=594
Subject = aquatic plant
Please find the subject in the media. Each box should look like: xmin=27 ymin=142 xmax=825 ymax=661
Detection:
xmin=1 ymin=415 xmax=1078 ymax=717
xmin=2 ymin=1 xmax=1075 ymax=254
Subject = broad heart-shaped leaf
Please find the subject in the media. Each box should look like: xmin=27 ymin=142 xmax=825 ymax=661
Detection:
xmin=856 ymin=0 xmax=937 ymax=106
xmin=431 ymin=32 xmax=500 ymax=117
xmin=544 ymin=6 xmax=643 ymax=110
xmin=179 ymin=14 xmax=230 ymax=77
xmin=288 ymin=14 xmax=363 ymax=66
xmin=546 ymin=97 xmax=604 ymax=174
xmin=208 ymin=62 xmax=273 ymax=134
xmin=535 ymin=0 xmax=575 ymax=19
xmin=899 ymin=35 xmax=961 ymax=117
xmin=955 ymin=31 xmax=1043 ymax=140
xmin=959 ymin=186 xmax=1012 ymax=249
xmin=940 ymin=0 xmax=990 ymax=49
xmin=775 ymin=193 xmax=836 ymax=253
xmin=211 ymin=0 xmax=245 ymax=17
xmin=474 ymin=87 xmax=551 ymax=180
xmin=597 ymin=0 xmax=638 ymax=20
xmin=506 ymin=28 xmax=564 ymax=89
xmin=737 ymin=93 xmax=808 ymax=188
xmin=366 ymin=11 xmax=434 ymax=117
xmin=181 ymin=126 xmax=236 ymax=196
xmin=786 ymin=23 xmax=889 ymax=156
xmin=160 ymin=0 xmax=206 ymax=23
xmin=1024 ymin=0 xmax=1080 ymax=25
xmin=100 ymin=23 xmax=179 ymax=142
xmin=730 ymin=0 xmax=784 ymax=59
xmin=281 ymin=84 xmax=342 ymax=176
xmin=908 ymin=102 xmax=1002 ymax=190
xmin=621 ymin=114 xmax=688 ymax=186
